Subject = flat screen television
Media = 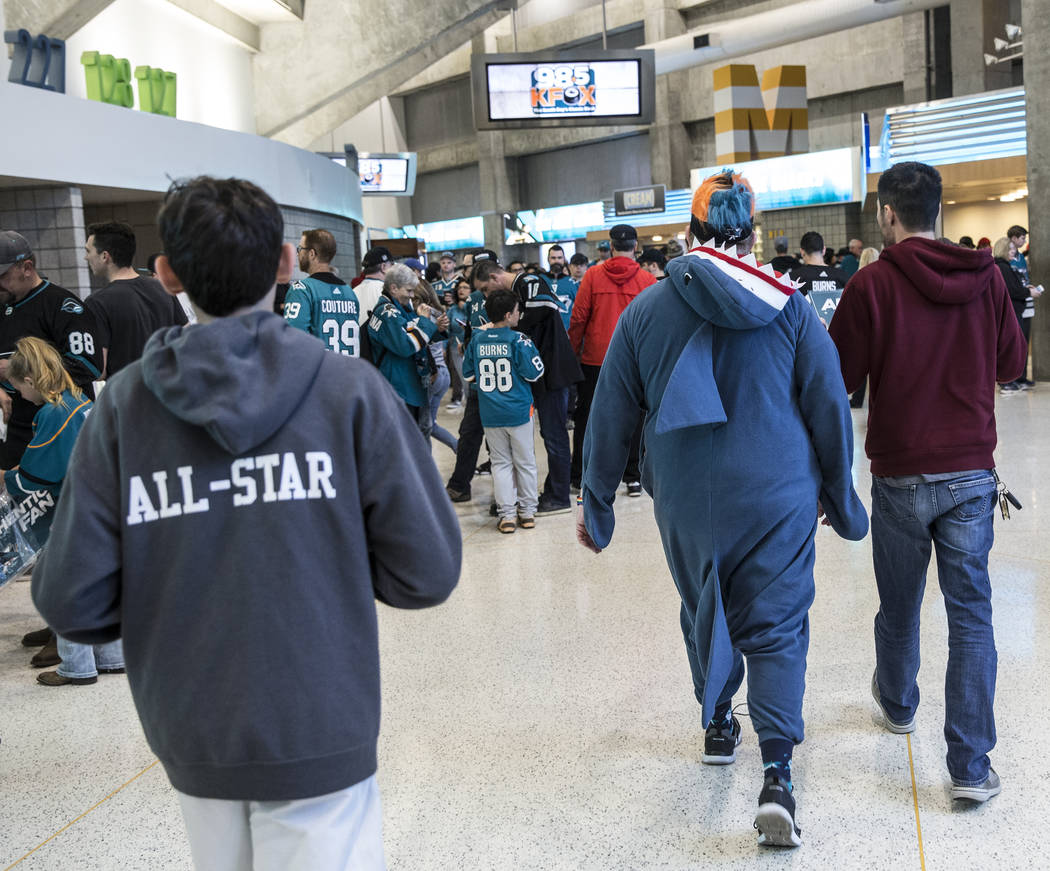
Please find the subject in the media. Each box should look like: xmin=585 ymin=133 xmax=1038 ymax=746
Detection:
xmin=319 ymin=150 xmax=417 ymax=197
xmin=471 ymin=49 xmax=655 ymax=131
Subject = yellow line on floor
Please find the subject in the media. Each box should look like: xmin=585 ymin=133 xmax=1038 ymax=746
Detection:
xmin=3 ymin=760 xmax=159 ymax=870
xmin=906 ymin=734 xmax=927 ymax=871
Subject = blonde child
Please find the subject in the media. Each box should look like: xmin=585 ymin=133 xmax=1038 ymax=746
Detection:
xmin=4 ymin=337 xmax=123 ymax=686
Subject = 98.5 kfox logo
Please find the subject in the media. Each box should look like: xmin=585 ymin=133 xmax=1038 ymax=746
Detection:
xmin=530 ymin=65 xmax=596 ymax=115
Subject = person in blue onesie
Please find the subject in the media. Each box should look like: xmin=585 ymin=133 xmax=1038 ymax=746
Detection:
xmin=576 ymin=170 xmax=868 ymax=848
xmin=3 ymin=336 xmax=124 ymax=686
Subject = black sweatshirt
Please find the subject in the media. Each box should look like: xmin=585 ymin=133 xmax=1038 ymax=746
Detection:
xmin=33 ymin=311 xmax=461 ymax=801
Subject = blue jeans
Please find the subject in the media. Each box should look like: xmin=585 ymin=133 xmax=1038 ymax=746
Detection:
xmin=871 ymin=472 xmax=998 ymax=785
xmin=56 ymin=634 xmax=124 ymax=679
xmin=533 ymin=387 xmax=571 ymax=506
xmin=428 ymin=365 xmax=458 ymax=453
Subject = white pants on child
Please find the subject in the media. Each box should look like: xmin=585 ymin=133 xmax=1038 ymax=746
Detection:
xmin=177 ymin=775 xmax=386 ymax=871
xmin=487 ymin=418 xmax=538 ymax=519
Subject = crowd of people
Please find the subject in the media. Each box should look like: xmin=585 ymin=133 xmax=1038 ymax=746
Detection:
xmin=0 ymin=158 xmax=1036 ymax=864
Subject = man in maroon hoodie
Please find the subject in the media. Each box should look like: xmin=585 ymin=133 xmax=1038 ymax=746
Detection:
xmin=569 ymin=224 xmax=656 ymax=494
xmin=829 ymin=161 xmax=1025 ymax=803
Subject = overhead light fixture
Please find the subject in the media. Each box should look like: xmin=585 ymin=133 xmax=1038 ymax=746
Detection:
xmin=945 ymin=200 xmax=956 ymax=205
xmin=651 ymin=235 xmax=663 ymax=242
xmin=994 ymin=37 xmax=1022 ymax=51
xmin=1005 ymin=23 xmax=1022 ymax=41
xmin=985 ymin=51 xmax=1022 ymax=66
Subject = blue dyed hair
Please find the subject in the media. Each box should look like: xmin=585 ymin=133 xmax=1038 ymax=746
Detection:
xmin=690 ymin=169 xmax=756 ymax=247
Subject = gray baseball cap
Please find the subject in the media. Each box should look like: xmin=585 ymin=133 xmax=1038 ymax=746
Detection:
xmin=0 ymin=231 xmax=32 ymax=271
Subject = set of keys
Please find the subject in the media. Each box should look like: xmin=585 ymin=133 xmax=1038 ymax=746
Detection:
xmin=994 ymin=470 xmax=1022 ymax=520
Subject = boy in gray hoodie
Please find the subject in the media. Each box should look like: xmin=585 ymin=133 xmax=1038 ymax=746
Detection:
xmin=32 ymin=176 xmax=461 ymax=870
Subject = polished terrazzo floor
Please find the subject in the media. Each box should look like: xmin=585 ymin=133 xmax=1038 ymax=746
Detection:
xmin=1 ymin=388 xmax=1047 ymax=870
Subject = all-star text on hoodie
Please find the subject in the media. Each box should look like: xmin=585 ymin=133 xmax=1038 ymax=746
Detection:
xmin=829 ymin=237 xmax=1026 ymax=476
xmin=32 ymin=311 xmax=462 ymax=801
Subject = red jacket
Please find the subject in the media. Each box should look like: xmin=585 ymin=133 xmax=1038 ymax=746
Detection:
xmin=828 ymin=237 xmax=1026 ymax=476
xmin=568 ymin=256 xmax=656 ymax=366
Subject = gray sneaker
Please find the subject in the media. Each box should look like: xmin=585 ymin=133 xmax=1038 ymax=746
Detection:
xmin=871 ymin=671 xmax=915 ymax=734
xmin=951 ymin=767 xmax=1001 ymax=803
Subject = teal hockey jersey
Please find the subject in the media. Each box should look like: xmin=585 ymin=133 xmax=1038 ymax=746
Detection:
xmin=462 ymin=326 xmax=544 ymax=428
xmin=5 ymin=388 xmax=91 ymax=544
xmin=283 ymin=273 xmax=362 ymax=357
xmin=366 ymin=296 xmax=438 ymax=407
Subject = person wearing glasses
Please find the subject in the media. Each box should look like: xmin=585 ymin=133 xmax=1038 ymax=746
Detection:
xmin=284 ymin=230 xmax=363 ymax=358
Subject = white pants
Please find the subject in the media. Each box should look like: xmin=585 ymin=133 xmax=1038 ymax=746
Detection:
xmin=177 ymin=776 xmax=386 ymax=871
xmin=486 ymin=418 xmax=538 ymax=518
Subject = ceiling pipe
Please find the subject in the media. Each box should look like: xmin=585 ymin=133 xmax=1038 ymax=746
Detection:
xmin=641 ymin=0 xmax=948 ymax=75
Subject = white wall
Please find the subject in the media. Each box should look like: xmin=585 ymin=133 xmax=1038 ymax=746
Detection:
xmin=64 ymin=0 xmax=256 ymax=134
xmin=311 ymin=98 xmax=413 ymax=230
xmin=942 ymin=200 xmax=1029 ymax=246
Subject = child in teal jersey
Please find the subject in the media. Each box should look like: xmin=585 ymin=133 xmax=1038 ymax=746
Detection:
xmin=3 ymin=337 xmax=123 ymax=686
xmin=462 ymin=289 xmax=544 ymax=533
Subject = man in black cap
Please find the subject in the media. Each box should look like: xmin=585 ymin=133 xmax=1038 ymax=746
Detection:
xmin=432 ymin=251 xmax=459 ymax=306
xmin=0 ymin=231 xmax=103 ymax=467
xmin=769 ymin=237 xmax=799 ymax=276
xmin=355 ymin=245 xmax=393 ymax=322
xmin=568 ymin=224 xmax=655 ymax=495
xmin=637 ymin=248 xmax=667 ymax=281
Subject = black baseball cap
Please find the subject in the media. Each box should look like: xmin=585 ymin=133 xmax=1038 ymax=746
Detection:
xmin=637 ymin=248 xmax=666 ymax=267
xmin=362 ymin=246 xmax=393 ymax=270
xmin=609 ymin=224 xmax=638 ymax=243
xmin=0 ymin=231 xmax=33 ymax=271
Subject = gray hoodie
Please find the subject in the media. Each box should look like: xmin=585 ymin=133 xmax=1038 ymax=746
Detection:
xmin=33 ymin=311 xmax=461 ymax=801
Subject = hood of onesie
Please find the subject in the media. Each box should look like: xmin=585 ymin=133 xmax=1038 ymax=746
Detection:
xmin=665 ymin=252 xmax=796 ymax=332
xmin=140 ymin=311 xmax=325 ymax=455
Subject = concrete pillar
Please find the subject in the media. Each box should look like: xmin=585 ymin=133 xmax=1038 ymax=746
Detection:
xmin=477 ymin=130 xmax=519 ymax=261
xmin=951 ymin=0 xmax=1015 ymax=96
xmin=1022 ymin=0 xmax=1049 ymax=379
xmin=645 ymin=0 xmax=690 ymax=190
xmin=0 ymin=185 xmax=90 ymax=298
xmin=901 ymin=11 xmax=930 ymax=103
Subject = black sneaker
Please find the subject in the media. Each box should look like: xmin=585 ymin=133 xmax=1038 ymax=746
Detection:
xmin=536 ymin=499 xmax=572 ymax=516
xmin=702 ymin=715 xmax=742 ymax=765
xmin=754 ymin=775 xmax=802 ymax=847
xmin=626 ymin=481 xmax=642 ymax=497
xmin=475 ymin=461 xmax=491 ymax=476
xmin=1019 ymin=379 xmax=1035 ymax=390
xmin=446 ymin=486 xmax=471 ymax=503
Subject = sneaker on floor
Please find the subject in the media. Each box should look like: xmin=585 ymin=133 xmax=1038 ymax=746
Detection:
xmin=999 ymin=382 xmax=1021 ymax=395
xmin=951 ymin=768 xmax=1001 ymax=803
xmin=755 ymin=775 xmax=802 ymax=847
xmin=626 ymin=481 xmax=642 ymax=497
xmin=518 ymin=515 xmax=535 ymax=529
xmin=870 ymin=671 xmax=915 ymax=733
xmin=476 ymin=461 xmax=491 ymax=476
xmin=21 ymin=627 xmax=52 ymax=648
xmin=37 ymin=670 xmax=96 ymax=686
xmin=1018 ymin=379 xmax=1035 ymax=390
xmin=446 ymin=486 xmax=471 ymax=503
xmin=536 ymin=499 xmax=573 ymax=516
xmin=489 ymin=502 xmax=499 ymax=517
xmin=497 ymin=517 xmax=516 ymax=534
xmin=702 ymin=715 xmax=742 ymax=765
xmin=446 ymin=401 xmax=463 ymax=410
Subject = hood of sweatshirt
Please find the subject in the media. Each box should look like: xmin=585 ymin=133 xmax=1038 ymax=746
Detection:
xmin=141 ymin=311 xmax=325 ymax=455
xmin=879 ymin=236 xmax=998 ymax=305
xmin=601 ymin=255 xmax=646 ymax=286
xmin=666 ymin=248 xmax=796 ymax=331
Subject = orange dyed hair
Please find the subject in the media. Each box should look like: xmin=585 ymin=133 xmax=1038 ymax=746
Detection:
xmin=691 ymin=170 xmax=756 ymax=222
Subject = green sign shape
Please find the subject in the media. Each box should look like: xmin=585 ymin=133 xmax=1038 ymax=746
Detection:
xmin=81 ymin=51 xmax=133 ymax=107
xmin=135 ymin=65 xmax=176 ymax=116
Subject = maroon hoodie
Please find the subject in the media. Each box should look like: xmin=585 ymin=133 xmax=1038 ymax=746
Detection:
xmin=829 ymin=237 xmax=1026 ymax=476
xmin=569 ymin=256 xmax=656 ymax=365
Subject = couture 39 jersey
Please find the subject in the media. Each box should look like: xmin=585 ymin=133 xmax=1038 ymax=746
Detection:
xmin=283 ymin=273 xmax=362 ymax=357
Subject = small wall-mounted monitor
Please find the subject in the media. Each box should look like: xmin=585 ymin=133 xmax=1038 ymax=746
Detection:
xmin=472 ymin=49 xmax=655 ymax=131
xmin=357 ymin=152 xmax=417 ymax=197
xmin=319 ymin=150 xmax=417 ymax=197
